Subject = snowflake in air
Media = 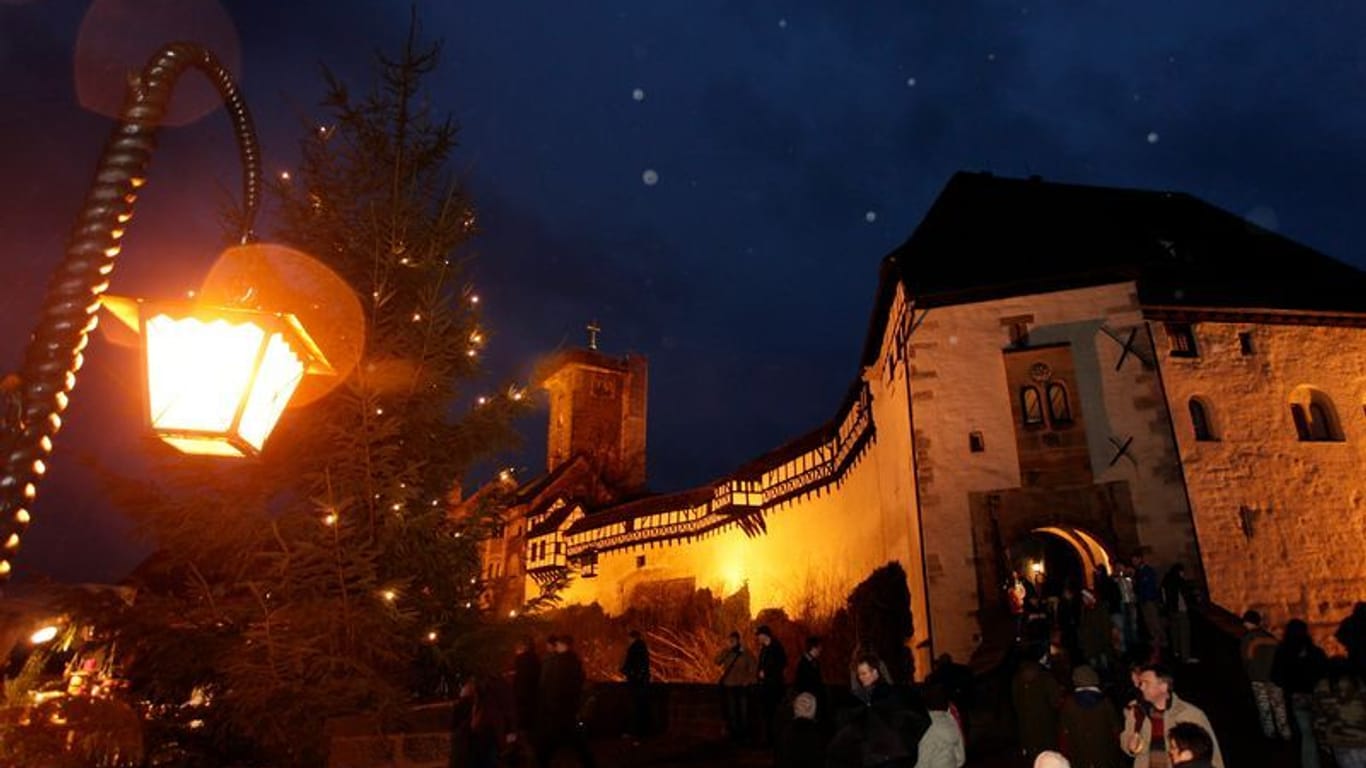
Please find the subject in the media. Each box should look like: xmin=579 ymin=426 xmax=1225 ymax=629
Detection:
xmin=906 ymin=77 xmax=917 ymax=87
xmin=1146 ymin=132 xmax=1160 ymax=144
xmin=778 ymin=18 xmax=788 ymax=28
xmin=632 ymin=88 xmax=645 ymax=101
xmin=642 ymin=169 xmax=659 ymax=186
xmin=865 ymin=211 xmax=877 ymax=223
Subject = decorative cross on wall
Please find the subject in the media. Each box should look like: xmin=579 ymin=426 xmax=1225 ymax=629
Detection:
xmin=1099 ymin=325 xmax=1154 ymax=371
xmin=1107 ymin=435 xmax=1136 ymax=467
xmin=586 ymin=321 xmax=601 ymax=350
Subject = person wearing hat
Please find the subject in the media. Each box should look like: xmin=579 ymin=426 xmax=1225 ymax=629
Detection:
xmin=1059 ymin=664 xmax=1124 ymax=768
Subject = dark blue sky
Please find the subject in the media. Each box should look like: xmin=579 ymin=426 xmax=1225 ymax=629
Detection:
xmin=3 ymin=0 xmax=1365 ymax=583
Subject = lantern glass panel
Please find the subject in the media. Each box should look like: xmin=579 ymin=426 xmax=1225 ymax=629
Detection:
xmin=237 ymin=331 xmax=306 ymax=451
xmin=145 ymin=314 xmax=264 ymax=437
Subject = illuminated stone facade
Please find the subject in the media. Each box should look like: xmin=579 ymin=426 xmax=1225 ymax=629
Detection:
xmin=471 ymin=172 xmax=1366 ymax=667
xmin=1150 ymin=313 xmax=1366 ymax=641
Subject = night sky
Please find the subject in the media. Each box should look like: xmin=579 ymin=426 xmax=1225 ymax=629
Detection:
xmin=3 ymin=0 xmax=1365 ymax=583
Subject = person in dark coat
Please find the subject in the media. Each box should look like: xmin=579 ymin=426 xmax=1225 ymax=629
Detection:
xmin=536 ymin=634 xmax=596 ymax=768
xmin=827 ymin=652 xmax=931 ymax=768
xmin=1011 ymin=657 xmax=1062 ymax=760
xmin=450 ymin=674 xmax=514 ymax=768
xmin=1272 ymin=619 xmax=1327 ymax=768
xmin=1166 ymin=721 xmax=1217 ymax=767
xmin=512 ymin=636 xmax=541 ymax=737
xmin=619 ymin=629 xmax=651 ymax=741
xmin=794 ymin=636 xmax=827 ymax=726
xmin=1336 ymin=603 xmax=1366 ymax=679
xmin=1058 ymin=664 xmax=1123 ymax=768
xmin=778 ymin=692 xmax=827 ymax=768
xmin=755 ymin=624 xmax=789 ymax=747
xmin=925 ymin=653 xmax=974 ymax=746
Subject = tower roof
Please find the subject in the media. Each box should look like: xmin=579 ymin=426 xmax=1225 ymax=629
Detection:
xmin=862 ymin=171 xmax=1366 ymax=364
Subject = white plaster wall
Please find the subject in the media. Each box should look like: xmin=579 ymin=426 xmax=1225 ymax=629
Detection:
xmin=544 ymin=429 xmax=902 ymax=625
xmin=865 ymin=286 xmax=933 ymax=676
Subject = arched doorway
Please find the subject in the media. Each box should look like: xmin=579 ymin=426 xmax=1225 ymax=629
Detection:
xmin=1008 ymin=526 xmax=1114 ymax=597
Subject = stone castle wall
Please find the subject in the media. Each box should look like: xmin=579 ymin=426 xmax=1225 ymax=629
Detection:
xmin=1153 ymin=318 xmax=1366 ymax=644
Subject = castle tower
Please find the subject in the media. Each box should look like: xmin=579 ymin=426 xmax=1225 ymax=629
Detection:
xmin=536 ymin=325 xmax=647 ymax=496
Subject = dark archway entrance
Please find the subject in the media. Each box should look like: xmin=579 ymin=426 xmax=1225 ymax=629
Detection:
xmin=1008 ymin=526 xmax=1114 ymax=597
xmin=967 ymin=482 xmax=1140 ymax=667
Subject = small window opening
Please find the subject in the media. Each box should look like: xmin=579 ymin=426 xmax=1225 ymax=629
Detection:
xmin=969 ymin=431 xmax=985 ymax=453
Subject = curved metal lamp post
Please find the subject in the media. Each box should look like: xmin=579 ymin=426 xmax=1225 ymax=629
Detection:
xmin=0 ymin=42 xmax=326 ymax=581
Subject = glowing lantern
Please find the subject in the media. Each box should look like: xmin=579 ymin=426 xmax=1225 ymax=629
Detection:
xmin=132 ymin=301 xmax=333 ymax=457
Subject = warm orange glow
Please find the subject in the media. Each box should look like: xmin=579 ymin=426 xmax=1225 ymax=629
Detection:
xmin=140 ymin=303 xmax=331 ymax=457
xmin=145 ymin=315 xmax=266 ymax=439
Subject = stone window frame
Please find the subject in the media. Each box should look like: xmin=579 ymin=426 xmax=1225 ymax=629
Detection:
xmin=1188 ymin=397 xmax=1217 ymax=442
xmin=1289 ymin=386 xmax=1345 ymax=442
xmin=1165 ymin=322 xmax=1199 ymax=358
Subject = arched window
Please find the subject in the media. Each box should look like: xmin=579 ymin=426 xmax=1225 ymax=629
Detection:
xmin=1045 ymin=382 xmax=1073 ymax=424
xmin=1188 ymin=398 xmax=1215 ymax=441
xmin=1309 ymin=402 xmax=1335 ymax=441
xmin=1290 ymin=386 xmax=1344 ymax=442
xmin=1020 ymin=386 xmax=1044 ymax=426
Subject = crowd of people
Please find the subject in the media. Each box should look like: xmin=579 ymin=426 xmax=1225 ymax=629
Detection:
xmin=442 ymin=564 xmax=1366 ymax=767
xmin=713 ymin=625 xmax=968 ymax=768
xmin=1004 ymin=552 xmax=1366 ymax=768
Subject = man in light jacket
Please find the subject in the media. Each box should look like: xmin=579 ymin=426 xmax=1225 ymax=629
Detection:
xmin=916 ymin=683 xmax=965 ymax=768
xmin=1120 ymin=665 xmax=1223 ymax=768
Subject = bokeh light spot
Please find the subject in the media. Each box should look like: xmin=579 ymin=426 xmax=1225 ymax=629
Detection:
xmin=198 ymin=243 xmax=365 ymax=407
xmin=75 ymin=0 xmax=241 ymax=127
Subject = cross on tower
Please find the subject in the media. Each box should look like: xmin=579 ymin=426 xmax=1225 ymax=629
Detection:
xmin=586 ymin=321 xmax=601 ymax=351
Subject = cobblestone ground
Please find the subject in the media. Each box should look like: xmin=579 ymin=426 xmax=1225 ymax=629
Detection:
xmin=576 ymin=621 xmax=1307 ymax=767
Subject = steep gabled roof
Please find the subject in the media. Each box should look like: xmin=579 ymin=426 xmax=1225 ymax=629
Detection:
xmin=862 ymin=171 xmax=1366 ymax=364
